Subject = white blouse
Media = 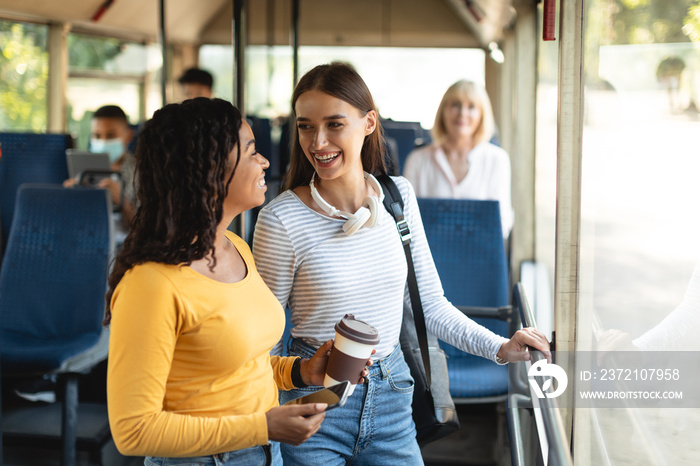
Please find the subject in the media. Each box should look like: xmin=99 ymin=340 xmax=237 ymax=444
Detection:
xmin=403 ymin=142 xmax=514 ymax=237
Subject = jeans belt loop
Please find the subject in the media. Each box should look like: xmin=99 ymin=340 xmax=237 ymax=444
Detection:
xmin=263 ymin=444 xmax=272 ymax=466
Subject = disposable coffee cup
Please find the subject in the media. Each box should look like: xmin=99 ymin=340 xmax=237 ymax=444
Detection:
xmin=324 ymin=314 xmax=380 ymax=396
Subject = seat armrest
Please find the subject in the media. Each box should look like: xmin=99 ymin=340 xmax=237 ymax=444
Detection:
xmin=456 ymin=305 xmax=520 ymax=338
xmin=456 ymin=305 xmax=513 ymax=321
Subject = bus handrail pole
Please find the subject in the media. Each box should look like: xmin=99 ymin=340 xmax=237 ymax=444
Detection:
xmin=514 ymin=282 xmax=536 ymax=330
xmin=513 ymin=283 xmax=574 ymax=466
xmin=159 ymin=0 xmax=167 ymax=106
xmin=233 ymin=0 xmax=246 ymax=115
xmin=232 ymin=0 xmax=247 ymax=239
xmin=291 ymin=0 xmax=300 ymax=87
xmin=506 ymin=393 xmax=530 ymax=466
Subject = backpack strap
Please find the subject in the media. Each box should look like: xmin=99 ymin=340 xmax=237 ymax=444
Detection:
xmin=377 ymin=175 xmax=432 ymax=387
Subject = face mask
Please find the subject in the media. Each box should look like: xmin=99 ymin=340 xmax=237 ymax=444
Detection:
xmin=91 ymin=138 xmax=125 ymax=163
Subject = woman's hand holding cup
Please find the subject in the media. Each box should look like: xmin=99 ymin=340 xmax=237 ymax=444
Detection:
xmin=300 ymin=339 xmax=376 ymax=387
xmin=300 ymin=339 xmax=333 ymax=387
xmin=323 ymin=314 xmax=380 ymax=395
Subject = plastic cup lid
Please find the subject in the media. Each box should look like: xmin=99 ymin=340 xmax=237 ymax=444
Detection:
xmin=335 ymin=314 xmax=380 ymax=345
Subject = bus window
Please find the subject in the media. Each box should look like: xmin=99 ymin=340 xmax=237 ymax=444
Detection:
xmin=580 ymin=0 xmax=700 ymax=351
xmin=66 ymin=33 xmax=161 ymax=149
xmin=0 ymin=20 xmax=49 ymax=132
xmin=199 ymin=44 xmax=485 ymax=128
xmin=578 ymin=1 xmax=700 ymax=464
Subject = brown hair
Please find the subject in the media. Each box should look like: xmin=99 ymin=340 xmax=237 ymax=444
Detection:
xmin=283 ymin=62 xmax=387 ymax=191
xmin=431 ymin=80 xmax=495 ymax=146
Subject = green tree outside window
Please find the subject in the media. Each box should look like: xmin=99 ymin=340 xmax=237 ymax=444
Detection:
xmin=0 ymin=21 xmax=48 ymax=132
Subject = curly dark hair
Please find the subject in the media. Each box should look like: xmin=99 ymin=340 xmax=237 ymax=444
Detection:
xmin=283 ymin=61 xmax=387 ymax=191
xmin=104 ymin=98 xmax=242 ymax=325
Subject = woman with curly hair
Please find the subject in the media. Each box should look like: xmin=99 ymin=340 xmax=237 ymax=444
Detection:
xmin=106 ymin=98 xmax=349 ymax=465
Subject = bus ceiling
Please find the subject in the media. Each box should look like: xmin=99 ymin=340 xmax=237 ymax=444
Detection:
xmin=0 ymin=0 xmax=516 ymax=49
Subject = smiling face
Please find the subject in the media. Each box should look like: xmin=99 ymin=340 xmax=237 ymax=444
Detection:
xmin=224 ymin=120 xmax=269 ymax=215
xmin=294 ymin=89 xmax=377 ymax=183
xmin=442 ymin=98 xmax=482 ymax=141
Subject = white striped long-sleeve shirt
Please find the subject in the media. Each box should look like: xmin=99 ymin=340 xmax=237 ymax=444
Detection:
xmin=252 ymin=176 xmax=508 ymax=361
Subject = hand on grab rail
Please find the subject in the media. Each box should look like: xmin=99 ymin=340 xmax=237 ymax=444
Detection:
xmin=497 ymin=327 xmax=551 ymax=363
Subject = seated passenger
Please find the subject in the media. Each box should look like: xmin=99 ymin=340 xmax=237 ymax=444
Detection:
xmin=403 ymin=80 xmax=514 ymax=237
xmin=177 ymin=67 xmax=214 ymax=100
xmin=63 ymin=105 xmax=137 ymax=238
xmin=106 ymin=98 xmax=366 ymax=464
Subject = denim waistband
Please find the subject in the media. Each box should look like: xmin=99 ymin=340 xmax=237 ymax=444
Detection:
xmin=215 ymin=444 xmax=271 ymax=464
xmin=147 ymin=444 xmax=273 ymax=465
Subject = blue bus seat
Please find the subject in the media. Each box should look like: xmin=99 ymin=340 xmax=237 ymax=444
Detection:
xmin=244 ymin=117 xmax=276 ymax=242
xmin=248 ymin=116 xmax=274 ymax=175
xmin=126 ymin=123 xmax=140 ymax=154
xmin=0 ymin=184 xmax=113 ymax=464
xmin=417 ymin=198 xmax=516 ymax=402
xmin=281 ymin=307 xmax=293 ymax=356
xmin=381 ymin=120 xmax=421 ymax=174
xmin=0 ymin=133 xmax=72 ymax=262
xmin=277 ymin=117 xmax=292 ymax=181
xmin=383 ymin=136 xmax=400 ymax=175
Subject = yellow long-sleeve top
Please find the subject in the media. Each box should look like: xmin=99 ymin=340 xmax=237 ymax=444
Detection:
xmin=107 ymin=232 xmax=296 ymax=458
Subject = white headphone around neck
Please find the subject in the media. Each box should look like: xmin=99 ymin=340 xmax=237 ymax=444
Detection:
xmin=309 ymin=172 xmax=385 ymax=235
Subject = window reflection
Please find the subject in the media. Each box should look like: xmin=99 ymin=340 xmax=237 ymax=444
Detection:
xmin=574 ymin=1 xmax=700 ymax=464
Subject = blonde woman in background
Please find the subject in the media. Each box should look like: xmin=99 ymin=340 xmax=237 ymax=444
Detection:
xmin=403 ymin=80 xmax=513 ymax=237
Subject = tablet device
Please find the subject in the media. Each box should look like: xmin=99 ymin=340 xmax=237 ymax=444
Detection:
xmin=66 ymin=149 xmax=112 ymax=178
xmin=284 ymin=380 xmax=351 ymax=412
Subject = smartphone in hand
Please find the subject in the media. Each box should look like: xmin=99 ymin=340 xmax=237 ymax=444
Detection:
xmin=284 ymin=380 xmax=351 ymax=413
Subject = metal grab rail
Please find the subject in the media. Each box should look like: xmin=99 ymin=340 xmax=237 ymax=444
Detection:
xmin=507 ymin=283 xmax=574 ymax=466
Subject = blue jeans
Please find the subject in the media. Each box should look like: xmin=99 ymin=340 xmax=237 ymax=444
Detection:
xmin=280 ymin=339 xmax=424 ymax=465
xmin=144 ymin=442 xmax=281 ymax=466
